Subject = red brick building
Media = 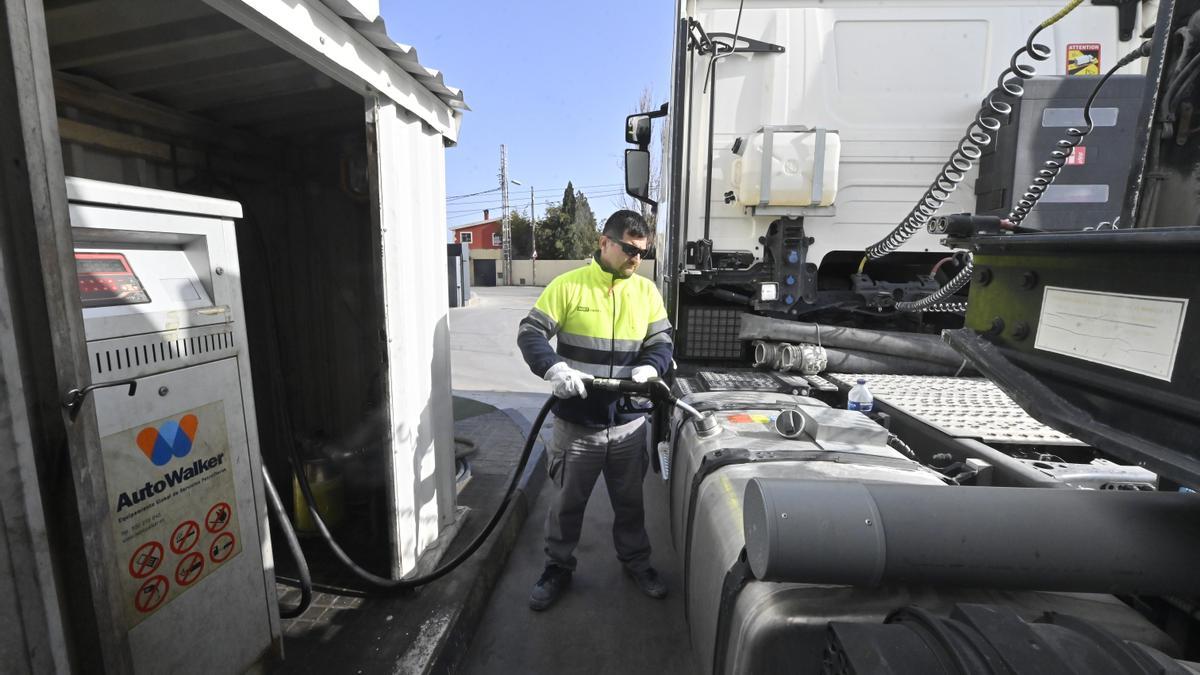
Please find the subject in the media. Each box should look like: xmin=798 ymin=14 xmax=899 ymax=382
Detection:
xmin=451 ymin=209 xmax=503 ymax=250
xmin=451 ymin=210 xmax=504 ymax=286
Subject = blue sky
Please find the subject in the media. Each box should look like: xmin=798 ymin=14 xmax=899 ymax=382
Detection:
xmin=378 ymin=1 xmax=674 ymax=233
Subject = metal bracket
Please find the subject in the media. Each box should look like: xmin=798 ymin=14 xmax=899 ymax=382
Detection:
xmin=703 ymin=32 xmax=786 ymax=55
xmin=688 ymin=19 xmax=785 ymax=55
xmin=63 ymin=378 xmax=137 ymax=421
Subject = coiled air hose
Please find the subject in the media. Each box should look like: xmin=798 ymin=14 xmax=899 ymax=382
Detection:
xmin=864 ymin=0 xmax=1088 ymax=314
xmin=893 ymin=40 xmax=1153 ymax=313
xmin=1008 ymin=40 xmax=1154 ymax=226
xmin=894 ymin=255 xmax=974 ymax=313
xmin=862 ymin=2 xmax=1083 ymax=260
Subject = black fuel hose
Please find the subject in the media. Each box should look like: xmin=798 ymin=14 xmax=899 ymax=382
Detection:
xmin=261 ymin=464 xmax=312 ymax=618
xmin=288 ymin=396 xmax=555 ymax=592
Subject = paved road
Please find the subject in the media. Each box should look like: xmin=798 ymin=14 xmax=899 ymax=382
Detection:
xmin=449 ymin=286 xmax=699 ymax=675
xmin=451 ymin=285 xmax=550 ymax=421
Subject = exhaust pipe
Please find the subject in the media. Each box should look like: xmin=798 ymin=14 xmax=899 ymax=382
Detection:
xmin=743 ymin=478 xmax=1200 ymax=596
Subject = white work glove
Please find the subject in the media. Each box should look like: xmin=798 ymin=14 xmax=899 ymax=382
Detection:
xmin=544 ymin=362 xmax=589 ymax=399
xmin=631 ymin=365 xmax=658 ymax=383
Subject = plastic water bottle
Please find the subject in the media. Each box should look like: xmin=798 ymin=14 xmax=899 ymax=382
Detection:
xmin=847 ymin=378 xmax=873 ymax=412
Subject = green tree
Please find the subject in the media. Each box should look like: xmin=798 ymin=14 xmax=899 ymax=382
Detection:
xmin=534 ymin=183 xmax=604 ymax=259
xmin=509 ymin=210 xmax=533 ymax=258
xmin=536 ymin=203 xmax=572 ymax=259
xmin=561 ymin=181 xmax=577 ymax=222
xmin=568 ymin=190 xmax=599 ymax=255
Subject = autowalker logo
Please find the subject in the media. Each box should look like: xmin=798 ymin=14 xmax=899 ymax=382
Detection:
xmin=136 ymin=414 xmax=199 ymax=466
xmin=118 ymin=414 xmax=226 ymax=513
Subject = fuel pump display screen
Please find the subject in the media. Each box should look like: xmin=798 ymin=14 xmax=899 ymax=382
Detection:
xmin=75 ymin=252 xmax=151 ymax=308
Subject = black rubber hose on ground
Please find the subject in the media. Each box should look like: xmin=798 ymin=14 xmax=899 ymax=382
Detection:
xmin=262 ymin=464 xmax=312 ymax=618
xmin=287 ymin=396 xmax=556 ymax=592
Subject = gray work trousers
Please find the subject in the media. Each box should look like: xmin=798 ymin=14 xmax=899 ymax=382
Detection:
xmin=543 ymin=415 xmax=652 ymax=573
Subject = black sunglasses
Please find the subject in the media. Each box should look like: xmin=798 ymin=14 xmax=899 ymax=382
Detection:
xmin=611 ymin=238 xmax=651 ymax=258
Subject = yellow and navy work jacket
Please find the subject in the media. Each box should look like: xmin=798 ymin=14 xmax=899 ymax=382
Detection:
xmin=518 ymin=255 xmax=673 ymax=427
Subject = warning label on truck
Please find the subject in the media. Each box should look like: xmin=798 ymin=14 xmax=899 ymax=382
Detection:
xmin=1067 ymin=43 xmax=1101 ymax=76
xmin=101 ymin=401 xmax=242 ymax=627
xmin=1035 ymin=287 xmax=1188 ymax=382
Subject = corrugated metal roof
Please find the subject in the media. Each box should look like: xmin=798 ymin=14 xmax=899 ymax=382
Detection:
xmin=323 ymin=3 xmax=468 ymax=111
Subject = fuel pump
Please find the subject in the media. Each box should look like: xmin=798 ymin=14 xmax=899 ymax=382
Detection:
xmin=67 ymin=177 xmax=279 ymax=673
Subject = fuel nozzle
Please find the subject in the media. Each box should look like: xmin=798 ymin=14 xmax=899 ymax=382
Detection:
xmin=587 ymin=377 xmax=675 ymax=405
xmin=587 ymin=377 xmax=717 ymax=435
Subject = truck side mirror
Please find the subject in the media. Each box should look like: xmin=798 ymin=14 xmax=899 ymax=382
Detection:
xmin=625 ymin=148 xmax=655 ymax=208
xmin=626 ymin=114 xmax=653 ymax=147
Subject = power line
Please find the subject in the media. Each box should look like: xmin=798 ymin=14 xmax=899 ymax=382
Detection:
xmin=444 ymin=182 xmax=628 ymax=202
xmin=446 ymin=187 xmax=501 ymax=201
xmin=446 ymin=189 xmax=633 ymax=217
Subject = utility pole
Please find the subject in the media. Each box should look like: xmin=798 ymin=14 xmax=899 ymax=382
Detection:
xmin=529 ymin=184 xmax=537 ymax=286
xmin=499 ymin=144 xmax=513 ymax=286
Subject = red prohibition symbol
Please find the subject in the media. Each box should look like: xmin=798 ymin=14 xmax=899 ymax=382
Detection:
xmin=170 ymin=520 xmax=200 ymax=554
xmin=175 ymin=552 xmax=204 ymax=587
xmin=134 ymin=575 xmax=169 ymax=613
xmin=206 ymin=502 xmax=232 ymax=533
xmin=209 ymin=532 xmax=235 ymax=563
xmin=128 ymin=541 xmax=164 ymax=579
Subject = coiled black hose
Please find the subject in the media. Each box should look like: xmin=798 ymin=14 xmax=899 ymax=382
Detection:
xmin=864 ymin=0 xmax=1094 ymax=261
xmin=894 ymin=256 xmax=974 ymax=313
xmin=864 ymin=30 xmax=1054 ymax=259
xmin=288 ymin=396 xmax=554 ymax=591
xmin=1008 ymin=41 xmax=1154 ymax=226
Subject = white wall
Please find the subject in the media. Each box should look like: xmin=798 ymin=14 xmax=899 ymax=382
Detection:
xmin=509 ymin=258 xmax=655 ymax=286
xmin=371 ymin=99 xmax=457 ymax=578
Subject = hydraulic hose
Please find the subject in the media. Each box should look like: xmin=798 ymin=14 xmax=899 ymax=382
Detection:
xmin=262 ymin=464 xmax=312 ymax=618
xmin=739 ymin=314 xmax=963 ymax=367
xmin=288 ymin=396 xmax=555 ymax=591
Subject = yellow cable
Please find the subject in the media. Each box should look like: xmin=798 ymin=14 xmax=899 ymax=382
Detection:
xmin=1040 ymin=0 xmax=1085 ymax=29
xmin=857 ymin=256 xmax=867 ymax=274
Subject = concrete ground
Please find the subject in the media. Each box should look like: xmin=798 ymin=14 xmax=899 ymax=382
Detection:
xmin=452 ymin=286 xmax=698 ymax=674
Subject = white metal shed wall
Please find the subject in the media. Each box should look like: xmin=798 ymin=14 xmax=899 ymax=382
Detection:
xmin=370 ymin=100 xmax=458 ymax=576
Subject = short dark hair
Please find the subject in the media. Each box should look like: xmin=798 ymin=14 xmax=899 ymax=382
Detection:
xmin=602 ymin=210 xmax=650 ymax=241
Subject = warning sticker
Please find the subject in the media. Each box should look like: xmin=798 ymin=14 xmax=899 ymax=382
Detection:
xmin=135 ymin=576 xmax=170 ymax=614
xmin=1067 ymin=43 xmax=1101 ymax=76
xmin=101 ymin=401 xmax=242 ymax=628
xmin=129 ymin=541 xmax=164 ymax=579
xmin=170 ymin=520 xmax=200 ymax=554
xmin=210 ymin=532 xmax=236 ymax=564
xmin=1065 ymin=146 xmax=1087 ymax=166
xmin=206 ymin=502 xmax=233 ymax=533
xmin=175 ymin=552 xmax=205 ymax=587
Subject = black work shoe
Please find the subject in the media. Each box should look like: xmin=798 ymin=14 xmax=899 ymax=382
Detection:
xmin=529 ymin=565 xmax=572 ymax=611
xmin=625 ymin=566 xmax=668 ymax=599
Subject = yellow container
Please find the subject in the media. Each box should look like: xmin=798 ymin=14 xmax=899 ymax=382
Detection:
xmin=292 ymin=460 xmax=345 ymax=534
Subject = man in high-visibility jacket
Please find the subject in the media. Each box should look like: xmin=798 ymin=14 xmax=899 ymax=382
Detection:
xmin=517 ymin=210 xmax=673 ymax=611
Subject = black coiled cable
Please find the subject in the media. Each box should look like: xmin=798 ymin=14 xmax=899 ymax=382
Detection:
xmin=894 ymin=256 xmax=974 ymax=313
xmin=1008 ymin=41 xmax=1153 ymax=226
xmin=865 ymin=30 xmax=1054 ymax=260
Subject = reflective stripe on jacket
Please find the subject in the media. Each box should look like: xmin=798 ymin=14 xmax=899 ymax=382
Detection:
xmin=518 ymin=255 xmax=673 ymax=427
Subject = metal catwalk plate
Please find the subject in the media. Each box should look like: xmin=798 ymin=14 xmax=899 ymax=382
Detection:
xmin=826 ymin=374 xmax=1084 ymax=446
